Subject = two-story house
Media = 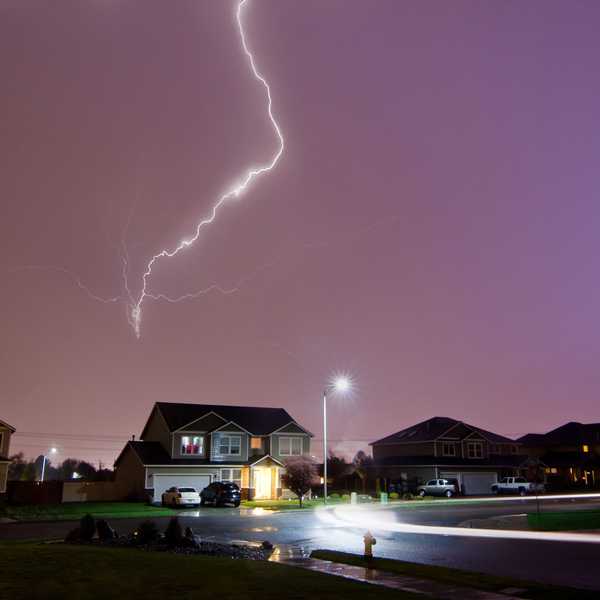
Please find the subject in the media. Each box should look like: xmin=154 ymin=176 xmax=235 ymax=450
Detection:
xmin=0 ymin=419 xmax=16 ymax=497
xmin=370 ymin=416 xmax=525 ymax=495
xmin=519 ymin=421 xmax=600 ymax=490
xmin=114 ymin=402 xmax=312 ymax=503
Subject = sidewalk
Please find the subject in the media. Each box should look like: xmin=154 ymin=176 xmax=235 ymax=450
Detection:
xmin=269 ymin=545 xmax=525 ymax=599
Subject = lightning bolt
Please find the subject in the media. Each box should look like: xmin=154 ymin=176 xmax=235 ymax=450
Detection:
xmin=129 ymin=0 xmax=284 ymax=337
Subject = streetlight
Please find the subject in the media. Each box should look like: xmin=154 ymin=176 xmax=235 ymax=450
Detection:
xmin=40 ymin=447 xmax=57 ymax=482
xmin=323 ymin=375 xmax=352 ymax=504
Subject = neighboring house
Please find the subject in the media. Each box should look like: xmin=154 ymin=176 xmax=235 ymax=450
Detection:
xmin=114 ymin=402 xmax=312 ymax=503
xmin=0 ymin=419 xmax=16 ymax=497
xmin=519 ymin=421 xmax=600 ymax=490
xmin=370 ymin=416 xmax=525 ymax=495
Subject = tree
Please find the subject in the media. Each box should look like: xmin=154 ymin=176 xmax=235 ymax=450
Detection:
xmin=353 ymin=450 xmax=374 ymax=494
xmin=59 ymin=459 xmax=79 ymax=480
xmin=8 ymin=453 xmax=28 ymax=481
xmin=76 ymin=461 xmax=98 ymax=480
xmin=327 ymin=452 xmax=352 ymax=491
xmin=281 ymin=456 xmax=319 ymax=507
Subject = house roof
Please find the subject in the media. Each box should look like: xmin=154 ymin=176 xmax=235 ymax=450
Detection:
xmin=518 ymin=421 xmax=600 ymax=447
xmin=374 ymin=455 xmax=526 ymax=468
xmin=116 ymin=441 xmax=285 ymax=467
xmin=0 ymin=419 xmax=16 ymax=433
xmin=152 ymin=402 xmax=309 ymax=436
xmin=370 ymin=417 xmax=516 ymax=446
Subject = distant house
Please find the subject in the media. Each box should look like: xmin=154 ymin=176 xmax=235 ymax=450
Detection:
xmin=0 ymin=420 xmax=16 ymax=496
xmin=370 ymin=416 xmax=525 ymax=495
xmin=114 ymin=402 xmax=312 ymax=503
xmin=519 ymin=421 xmax=600 ymax=490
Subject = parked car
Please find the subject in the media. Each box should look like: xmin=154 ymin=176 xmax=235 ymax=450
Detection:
xmin=200 ymin=482 xmax=241 ymax=507
xmin=417 ymin=478 xmax=460 ymax=498
xmin=491 ymin=477 xmax=545 ymax=496
xmin=161 ymin=486 xmax=201 ymax=507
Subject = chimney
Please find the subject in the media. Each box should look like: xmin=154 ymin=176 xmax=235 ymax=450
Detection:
xmin=131 ymin=434 xmax=135 ymax=441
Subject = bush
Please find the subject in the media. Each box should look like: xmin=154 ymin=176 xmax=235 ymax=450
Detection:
xmin=389 ymin=492 xmax=399 ymax=500
xmin=329 ymin=493 xmax=340 ymax=499
xmin=341 ymin=494 xmax=351 ymax=501
xmin=96 ymin=519 xmax=116 ymax=542
xmin=402 ymin=492 xmax=414 ymax=500
xmin=164 ymin=517 xmax=183 ymax=547
xmin=135 ymin=520 xmax=160 ymax=545
xmin=79 ymin=514 xmax=96 ymax=541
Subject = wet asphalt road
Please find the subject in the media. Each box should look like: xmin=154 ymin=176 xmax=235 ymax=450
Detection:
xmin=2 ymin=496 xmax=600 ymax=590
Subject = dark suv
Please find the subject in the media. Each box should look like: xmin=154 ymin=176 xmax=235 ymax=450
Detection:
xmin=200 ymin=482 xmax=241 ymax=507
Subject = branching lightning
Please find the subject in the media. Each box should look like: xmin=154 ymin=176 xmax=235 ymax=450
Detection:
xmin=129 ymin=0 xmax=284 ymax=337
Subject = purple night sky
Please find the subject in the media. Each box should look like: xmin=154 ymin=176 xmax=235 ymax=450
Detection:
xmin=2 ymin=0 xmax=600 ymax=468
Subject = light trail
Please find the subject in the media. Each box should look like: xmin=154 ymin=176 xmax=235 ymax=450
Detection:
xmin=129 ymin=0 xmax=284 ymax=337
xmin=317 ymin=503 xmax=600 ymax=545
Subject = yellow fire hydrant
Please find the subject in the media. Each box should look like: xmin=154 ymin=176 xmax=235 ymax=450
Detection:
xmin=363 ymin=531 xmax=376 ymax=559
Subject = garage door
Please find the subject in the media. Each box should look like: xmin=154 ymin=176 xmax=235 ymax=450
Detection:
xmin=461 ymin=472 xmax=497 ymax=496
xmin=152 ymin=474 xmax=211 ymax=504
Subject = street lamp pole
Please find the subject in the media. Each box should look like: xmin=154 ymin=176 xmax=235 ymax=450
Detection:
xmin=323 ymin=389 xmax=328 ymax=504
xmin=40 ymin=447 xmax=57 ymax=482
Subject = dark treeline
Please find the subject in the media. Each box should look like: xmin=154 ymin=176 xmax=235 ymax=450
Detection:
xmin=8 ymin=452 xmax=113 ymax=482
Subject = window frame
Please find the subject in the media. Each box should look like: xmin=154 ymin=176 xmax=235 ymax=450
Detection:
xmin=218 ymin=434 xmax=242 ymax=456
xmin=466 ymin=441 xmax=484 ymax=459
xmin=279 ymin=436 xmax=303 ymax=456
xmin=180 ymin=434 xmax=204 ymax=456
xmin=441 ymin=441 xmax=456 ymax=457
xmin=220 ymin=468 xmax=242 ymax=487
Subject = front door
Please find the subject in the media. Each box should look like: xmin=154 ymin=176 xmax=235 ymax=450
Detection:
xmin=253 ymin=468 xmax=272 ymax=499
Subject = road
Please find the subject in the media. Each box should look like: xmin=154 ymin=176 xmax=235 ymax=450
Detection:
xmin=2 ymin=496 xmax=600 ymax=590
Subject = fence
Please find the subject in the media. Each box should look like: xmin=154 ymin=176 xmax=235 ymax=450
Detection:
xmin=6 ymin=480 xmax=126 ymax=504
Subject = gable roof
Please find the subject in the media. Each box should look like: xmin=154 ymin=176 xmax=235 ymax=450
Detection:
xmin=0 ymin=419 xmax=16 ymax=433
xmin=370 ymin=416 xmax=516 ymax=445
xmin=519 ymin=421 xmax=600 ymax=447
xmin=151 ymin=402 xmax=311 ymax=437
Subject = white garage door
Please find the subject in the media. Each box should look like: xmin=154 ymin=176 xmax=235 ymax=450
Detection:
xmin=461 ymin=472 xmax=497 ymax=495
xmin=152 ymin=474 xmax=211 ymax=503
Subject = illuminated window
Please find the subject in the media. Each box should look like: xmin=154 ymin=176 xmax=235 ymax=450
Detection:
xmin=181 ymin=435 xmax=203 ymax=455
xmin=582 ymin=444 xmax=590 ymax=453
xmin=251 ymin=437 xmax=263 ymax=450
xmin=280 ymin=437 xmax=302 ymax=456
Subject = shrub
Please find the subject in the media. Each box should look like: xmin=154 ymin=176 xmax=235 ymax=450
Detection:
xmin=65 ymin=527 xmax=81 ymax=543
xmin=96 ymin=519 xmax=116 ymax=542
xmin=402 ymin=492 xmax=414 ymax=500
xmin=389 ymin=492 xmax=399 ymax=500
xmin=136 ymin=520 xmax=160 ymax=545
xmin=341 ymin=494 xmax=351 ymax=501
xmin=164 ymin=517 xmax=183 ymax=547
xmin=329 ymin=493 xmax=340 ymax=499
xmin=79 ymin=514 xmax=96 ymax=541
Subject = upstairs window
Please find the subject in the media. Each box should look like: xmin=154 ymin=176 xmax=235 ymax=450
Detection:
xmin=250 ymin=437 xmax=263 ymax=450
xmin=582 ymin=444 xmax=590 ymax=453
xmin=441 ymin=442 xmax=456 ymax=457
xmin=218 ymin=435 xmax=241 ymax=456
xmin=467 ymin=441 xmax=483 ymax=459
xmin=181 ymin=435 xmax=204 ymax=455
xmin=280 ymin=437 xmax=302 ymax=456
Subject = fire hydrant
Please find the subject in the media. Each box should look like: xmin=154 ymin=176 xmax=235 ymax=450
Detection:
xmin=363 ymin=531 xmax=376 ymax=559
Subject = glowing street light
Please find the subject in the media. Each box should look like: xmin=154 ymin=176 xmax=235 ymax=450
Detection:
xmin=40 ymin=447 xmax=57 ymax=482
xmin=323 ymin=375 xmax=352 ymax=504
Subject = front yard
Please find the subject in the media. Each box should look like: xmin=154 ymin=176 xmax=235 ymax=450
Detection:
xmin=0 ymin=502 xmax=176 ymax=522
xmin=0 ymin=542 xmax=415 ymax=600
xmin=527 ymin=509 xmax=600 ymax=531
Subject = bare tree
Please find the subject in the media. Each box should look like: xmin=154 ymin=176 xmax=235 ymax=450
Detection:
xmin=281 ymin=456 xmax=319 ymax=507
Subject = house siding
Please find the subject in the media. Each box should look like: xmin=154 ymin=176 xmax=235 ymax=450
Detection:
xmin=114 ymin=446 xmax=146 ymax=500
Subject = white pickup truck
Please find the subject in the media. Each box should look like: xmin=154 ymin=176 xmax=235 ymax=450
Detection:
xmin=491 ymin=477 xmax=545 ymax=496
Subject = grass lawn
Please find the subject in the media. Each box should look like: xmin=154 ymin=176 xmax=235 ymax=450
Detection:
xmin=527 ymin=509 xmax=600 ymax=531
xmin=242 ymin=498 xmax=339 ymax=510
xmin=0 ymin=543 xmax=417 ymax=600
xmin=0 ymin=502 xmax=176 ymax=522
xmin=311 ymin=550 xmax=596 ymax=600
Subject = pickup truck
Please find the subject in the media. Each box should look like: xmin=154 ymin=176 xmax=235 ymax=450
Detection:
xmin=490 ymin=477 xmax=544 ymax=496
